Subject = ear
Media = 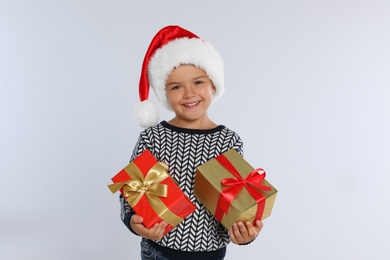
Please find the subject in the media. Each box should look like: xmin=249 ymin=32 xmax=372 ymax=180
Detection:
xmin=211 ymin=84 xmax=217 ymax=94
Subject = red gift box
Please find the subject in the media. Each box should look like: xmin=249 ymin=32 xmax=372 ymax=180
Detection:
xmin=108 ymin=150 xmax=196 ymax=236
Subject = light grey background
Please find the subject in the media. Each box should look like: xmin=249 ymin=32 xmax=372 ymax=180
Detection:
xmin=1 ymin=0 xmax=389 ymax=259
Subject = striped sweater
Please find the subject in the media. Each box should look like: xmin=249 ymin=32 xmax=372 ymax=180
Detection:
xmin=120 ymin=121 xmax=243 ymax=252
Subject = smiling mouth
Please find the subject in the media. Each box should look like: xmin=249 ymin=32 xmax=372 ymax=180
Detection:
xmin=183 ymin=101 xmax=200 ymax=107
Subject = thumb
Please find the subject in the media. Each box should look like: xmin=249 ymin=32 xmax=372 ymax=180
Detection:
xmin=132 ymin=215 xmax=143 ymax=224
xmin=256 ymin=220 xmax=264 ymax=230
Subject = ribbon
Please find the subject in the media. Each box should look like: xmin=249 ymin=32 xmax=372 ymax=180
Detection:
xmin=214 ymin=153 xmax=272 ymax=222
xmin=108 ymin=161 xmax=184 ymax=227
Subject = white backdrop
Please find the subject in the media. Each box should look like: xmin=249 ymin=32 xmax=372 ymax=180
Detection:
xmin=1 ymin=1 xmax=389 ymax=259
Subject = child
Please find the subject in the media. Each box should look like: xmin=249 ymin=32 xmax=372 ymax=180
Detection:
xmin=120 ymin=25 xmax=263 ymax=260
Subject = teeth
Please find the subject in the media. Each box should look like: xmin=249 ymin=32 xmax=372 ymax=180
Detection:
xmin=184 ymin=101 xmax=199 ymax=107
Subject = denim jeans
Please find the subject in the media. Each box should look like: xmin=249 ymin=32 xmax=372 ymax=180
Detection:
xmin=141 ymin=239 xmax=169 ymax=260
xmin=140 ymin=239 xmax=225 ymax=260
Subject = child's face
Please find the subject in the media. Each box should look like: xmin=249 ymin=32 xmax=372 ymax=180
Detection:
xmin=165 ymin=65 xmax=216 ymax=125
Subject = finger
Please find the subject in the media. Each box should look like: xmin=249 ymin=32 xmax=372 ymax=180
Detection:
xmin=256 ymin=220 xmax=263 ymax=229
xmin=238 ymin=222 xmax=250 ymax=237
xmin=244 ymin=221 xmax=257 ymax=238
xmin=149 ymin=221 xmax=168 ymax=240
xmin=254 ymin=220 xmax=264 ymax=234
xmin=232 ymin=222 xmax=246 ymax=243
xmin=229 ymin=224 xmax=239 ymax=244
xmin=250 ymin=220 xmax=264 ymax=238
xmin=156 ymin=221 xmax=168 ymax=237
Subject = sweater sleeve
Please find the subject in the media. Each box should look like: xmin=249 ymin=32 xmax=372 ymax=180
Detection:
xmin=119 ymin=133 xmax=149 ymax=236
xmin=230 ymin=131 xmax=260 ymax=246
xmin=231 ymin=131 xmax=244 ymax=157
xmin=120 ymin=194 xmax=138 ymax=236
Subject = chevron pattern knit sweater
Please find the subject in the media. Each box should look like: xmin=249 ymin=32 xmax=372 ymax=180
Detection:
xmin=120 ymin=121 xmax=244 ymax=253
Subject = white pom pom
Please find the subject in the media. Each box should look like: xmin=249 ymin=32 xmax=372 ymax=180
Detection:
xmin=132 ymin=100 xmax=160 ymax=128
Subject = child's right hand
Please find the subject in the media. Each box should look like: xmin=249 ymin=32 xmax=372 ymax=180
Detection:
xmin=130 ymin=214 xmax=168 ymax=240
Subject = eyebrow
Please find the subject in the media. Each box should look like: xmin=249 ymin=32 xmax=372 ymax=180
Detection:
xmin=193 ymin=76 xmax=208 ymax=81
xmin=166 ymin=75 xmax=208 ymax=86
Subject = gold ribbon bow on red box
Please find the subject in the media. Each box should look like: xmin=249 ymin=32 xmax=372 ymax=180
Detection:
xmin=108 ymin=156 xmax=184 ymax=227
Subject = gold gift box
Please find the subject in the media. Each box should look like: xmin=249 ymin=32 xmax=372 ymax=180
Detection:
xmin=194 ymin=149 xmax=277 ymax=229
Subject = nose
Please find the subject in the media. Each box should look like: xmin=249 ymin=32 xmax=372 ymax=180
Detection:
xmin=183 ymin=86 xmax=195 ymax=99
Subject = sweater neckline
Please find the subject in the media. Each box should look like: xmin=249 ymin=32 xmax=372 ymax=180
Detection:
xmin=160 ymin=121 xmax=225 ymax=134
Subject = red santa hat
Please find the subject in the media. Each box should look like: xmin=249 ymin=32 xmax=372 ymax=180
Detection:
xmin=133 ymin=25 xmax=224 ymax=128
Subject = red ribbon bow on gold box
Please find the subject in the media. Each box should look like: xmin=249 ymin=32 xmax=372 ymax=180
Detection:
xmin=194 ymin=149 xmax=277 ymax=229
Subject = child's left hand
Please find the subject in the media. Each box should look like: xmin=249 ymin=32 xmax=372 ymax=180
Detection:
xmin=229 ymin=219 xmax=263 ymax=244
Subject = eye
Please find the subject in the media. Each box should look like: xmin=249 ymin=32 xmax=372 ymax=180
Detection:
xmin=194 ymin=80 xmax=203 ymax=86
xmin=171 ymin=85 xmax=181 ymax=90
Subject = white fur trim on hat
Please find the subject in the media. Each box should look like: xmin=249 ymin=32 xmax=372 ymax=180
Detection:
xmin=148 ymin=37 xmax=224 ymax=110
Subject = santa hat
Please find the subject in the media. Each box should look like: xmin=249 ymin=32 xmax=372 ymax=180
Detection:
xmin=133 ymin=25 xmax=224 ymax=128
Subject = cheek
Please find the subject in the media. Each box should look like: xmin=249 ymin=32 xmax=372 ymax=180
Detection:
xmin=166 ymin=91 xmax=180 ymax=103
